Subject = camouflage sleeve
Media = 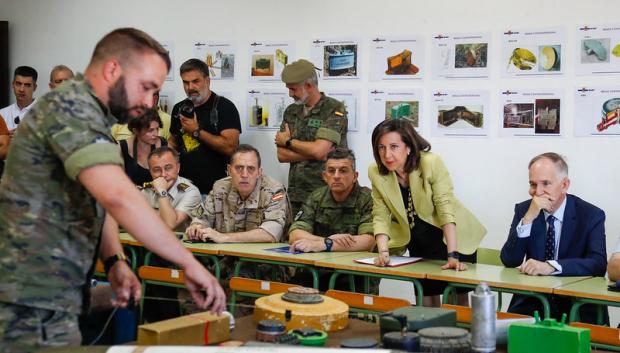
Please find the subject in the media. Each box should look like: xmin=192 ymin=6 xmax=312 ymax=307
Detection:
xmin=175 ymin=188 xmax=202 ymax=217
xmin=288 ymin=191 xmax=320 ymax=234
xmin=356 ymin=192 xmax=374 ymax=236
xmin=259 ymin=188 xmax=289 ymax=242
xmin=316 ymin=106 xmax=347 ymax=145
xmin=191 ymin=190 xmax=215 ymax=228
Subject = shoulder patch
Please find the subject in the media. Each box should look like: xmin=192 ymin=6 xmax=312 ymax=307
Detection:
xmin=334 ymin=111 xmax=344 ymax=117
xmin=271 ymin=192 xmax=285 ymax=202
xmin=294 ymin=210 xmax=303 ymax=221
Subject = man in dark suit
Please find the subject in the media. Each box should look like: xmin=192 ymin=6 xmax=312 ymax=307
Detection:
xmin=501 ymin=152 xmax=607 ymax=324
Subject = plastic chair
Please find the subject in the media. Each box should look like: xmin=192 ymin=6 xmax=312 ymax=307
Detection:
xmin=228 ymin=276 xmax=298 ymax=316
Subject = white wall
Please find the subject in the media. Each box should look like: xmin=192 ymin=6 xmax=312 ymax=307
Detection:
xmin=2 ymin=0 xmax=619 ymax=257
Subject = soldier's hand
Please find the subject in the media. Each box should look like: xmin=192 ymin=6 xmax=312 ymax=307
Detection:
xmin=291 ymin=239 xmax=324 ymax=253
xmin=108 ymin=261 xmax=141 ymax=308
xmin=274 ymin=123 xmax=292 ymax=147
xmin=202 ymin=228 xmax=227 ymax=243
xmin=186 ymin=223 xmax=204 ymax=241
xmin=330 ymin=234 xmax=355 ymax=248
xmin=182 ymin=259 xmax=226 ymax=315
xmin=8 ymin=128 xmax=16 ymax=139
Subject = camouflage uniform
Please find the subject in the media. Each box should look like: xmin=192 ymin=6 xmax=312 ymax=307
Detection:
xmin=141 ymin=175 xmax=201 ymax=231
xmin=289 ymin=183 xmax=379 ymax=293
xmin=0 ymin=74 xmax=122 ymax=351
xmin=281 ymin=94 xmax=347 ymax=214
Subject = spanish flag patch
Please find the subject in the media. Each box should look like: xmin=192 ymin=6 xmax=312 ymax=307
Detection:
xmin=335 ymin=111 xmax=344 ymax=117
xmin=271 ymin=192 xmax=285 ymax=202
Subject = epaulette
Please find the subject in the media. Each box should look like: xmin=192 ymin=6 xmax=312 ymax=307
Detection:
xmin=177 ymin=183 xmax=190 ymax=192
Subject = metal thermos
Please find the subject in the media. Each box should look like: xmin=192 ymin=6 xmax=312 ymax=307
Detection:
xmin=471 ymin=282 xmax=496 ymax=352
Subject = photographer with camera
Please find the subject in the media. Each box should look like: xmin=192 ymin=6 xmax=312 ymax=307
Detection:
xmin=169 ymin=59 xmax=241 ymax=196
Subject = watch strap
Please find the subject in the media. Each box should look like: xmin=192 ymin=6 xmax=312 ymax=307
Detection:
xmin=324 ymin=238 xmax=333 ymax=252
xmin=447 ymin=251 xmax=460 ymax=260
xmin=104 ymin=253 xmax=129 ymax=275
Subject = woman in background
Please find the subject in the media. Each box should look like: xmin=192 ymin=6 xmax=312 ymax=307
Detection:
xmin=369 ymin=119 xmax=486 ymax=306
xmin=119 ymin=109 xmax=167 ymax=186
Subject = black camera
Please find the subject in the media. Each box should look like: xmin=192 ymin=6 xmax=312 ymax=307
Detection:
xmin=177 ymin=99 xmax=195 ymax=118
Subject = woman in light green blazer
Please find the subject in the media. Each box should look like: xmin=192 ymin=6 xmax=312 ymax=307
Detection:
xmin=369 ymin=119 xmax=486 ymax=306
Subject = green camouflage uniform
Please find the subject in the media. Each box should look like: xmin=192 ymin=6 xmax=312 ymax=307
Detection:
xmin=289 ymin=183 xmax=379 ymax=293
xmin=281 ymin=94 xmax=347 ymax=214
xmin=191 ymin=175 xmax=292 ymax=282
xmin=0 ymin=74 xmax=122 ymax=351
xmin=141 ymin=176 xmax=202 ymax=231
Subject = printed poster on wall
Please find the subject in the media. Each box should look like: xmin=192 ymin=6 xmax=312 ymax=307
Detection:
xmin=245 ymin=89 xmax=292 ymax=130
xmin=429 ymin=90 xmax=490 ymax=137
xmin=324 ymin=89 xmax=360 ymax=132
xmin=248 ymin=41 xmax=296 ymax=83
xmin=161 ymin=41 xmax=175 ymax=81
xmin=367 ymin=89 xmax=424 ymax=133
xmin=158 ymin=90 xmax=175 ymax=115
xmin=431 ymin=32 xmax=491 ymax=79
xmin=575 ymin=24 xmax=620 ymax=75
xmin=500 ymin=89 xmax=564 ymax=137
xmin=575 ymin=86 xmax=620 ymax=136
xmin=193 ymin=41 xmax=236 ymax=80
xmin=369 ymin=35 xmax=425 ymax=81
xmin=501 ymin=27 xmax=566 ymax=77
xmin=310 ymin=37 xmax=361 ymax=80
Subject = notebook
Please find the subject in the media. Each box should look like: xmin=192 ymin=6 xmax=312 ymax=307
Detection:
xmin=354 ymin=256 xmax=422 ymax=267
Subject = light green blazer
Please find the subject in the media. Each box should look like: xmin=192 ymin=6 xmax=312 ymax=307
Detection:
xmin=368 ymin=152 xmax=486 ymax=255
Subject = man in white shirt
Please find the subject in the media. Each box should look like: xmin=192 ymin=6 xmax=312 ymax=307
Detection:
xmin=0 ymin=66 xmax=38 ymax=137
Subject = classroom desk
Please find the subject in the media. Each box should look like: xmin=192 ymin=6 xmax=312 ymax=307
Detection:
xmin=553 ymin=277 xmax=617 ymax=323
xmin=315 ymin=253 xmax=448 ymax=304
xmin=427 ymin=262 xmax=591 ymax=318
xmin=216 ymin=243 xmax=365 ymax=288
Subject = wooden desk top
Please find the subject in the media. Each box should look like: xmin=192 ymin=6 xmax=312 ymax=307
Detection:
xmin=426 ymin=263 xmax=590 ymax=294
xmin=216 ymin=243 xmax=363 ymax=265
xmin=553 ymin=276 xmax=620 ymax=302
xmin=314 ymin=253 xmax=446 ymax=280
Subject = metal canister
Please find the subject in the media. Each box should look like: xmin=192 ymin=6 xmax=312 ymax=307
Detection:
xmin=471 ymin=282 xmax=496 ymax=352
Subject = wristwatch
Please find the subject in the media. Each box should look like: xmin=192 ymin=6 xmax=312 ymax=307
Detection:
xmin=104 ymin=252 xmax=130 ymax=275
xmin=285 ymin=137 xmax=293 ymax=148
xmin=447 ymin=251 xmax=460 ymax=260
xmin=156 ymin=189 xmax=168 ymax=198
xmin=324 ymin=238 xmax=334 ymax=252
xmin=192 ymin=128 xmax=201 ymax=139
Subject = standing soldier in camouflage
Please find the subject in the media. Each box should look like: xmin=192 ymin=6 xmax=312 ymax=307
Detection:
xmin=275 ymin=59 xmax=348 ymax=215
xmin=0 ymin=28 xmax=225 ymax=352
xmin=288 ymin=148 xmax=376 ymax=292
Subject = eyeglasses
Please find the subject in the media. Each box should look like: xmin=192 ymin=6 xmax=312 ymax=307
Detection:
xmin=13 ymin=116 xmax=20 ymax=125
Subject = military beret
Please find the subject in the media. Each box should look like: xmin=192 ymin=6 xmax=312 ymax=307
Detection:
xmin=281 ymin=59 xmax=316 ymax=84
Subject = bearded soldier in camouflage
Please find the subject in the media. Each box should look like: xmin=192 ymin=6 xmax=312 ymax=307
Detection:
xmin=0 ymin=28 xmax=225 ymax=352
xmin=275 ymin=59 xmax=348 ymax=215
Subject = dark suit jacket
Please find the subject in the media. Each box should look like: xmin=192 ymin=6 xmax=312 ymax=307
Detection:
xmin=500 ymin=194 xmax=608 ymax=323
xmin=500 ymin=194 xmax=607 ymax=276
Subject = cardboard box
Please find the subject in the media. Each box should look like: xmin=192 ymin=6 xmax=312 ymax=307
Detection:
xmin=138 ymin=311 xmax=230 ymax=345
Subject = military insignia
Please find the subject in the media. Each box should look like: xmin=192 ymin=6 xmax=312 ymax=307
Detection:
xmin=307 ymin=119 xmax=321 ymax=128
xmin=177 ymin=183 xmax=190 ymax=192
xmin=271 ymin=192 xmax=284 ymax=202
xmin=294 ymin=210 xmax=303 ymax=221
xmin=334 ymin=111 xmax=344 ymax=117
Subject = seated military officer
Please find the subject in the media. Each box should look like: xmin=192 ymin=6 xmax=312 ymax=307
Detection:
xmin=289 ymin=147 xmax=374 ymax=252
xmin=289 ymin=147 xmax=376 ymax=291
xmin=142 ymin=146 xmax=201 ymax=231
xmin=187 ymin=143 xmax=290 ymax=243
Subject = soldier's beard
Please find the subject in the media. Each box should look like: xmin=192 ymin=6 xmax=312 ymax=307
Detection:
xmin=108 ymin=76 xmax=131 ymax=124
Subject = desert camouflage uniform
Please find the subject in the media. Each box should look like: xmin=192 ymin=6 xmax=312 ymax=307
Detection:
xmin=289 ymin=183 xmax=379 ymax=294
xmin=281 ymin=94 xmax=347 ymax=214
xmin=0 ymin=74 xmax=122 ymax=351
xmin=142 ymin=175 xmax=201 ymax=231
xmin=192 ymin=175 xmax=292 ymax=281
